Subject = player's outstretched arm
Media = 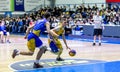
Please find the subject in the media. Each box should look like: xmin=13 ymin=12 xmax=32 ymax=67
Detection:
xmin=45 ymin=22 xmax=51 ymax=34
xmin=62 ymin=32 xmax=71 ymax=50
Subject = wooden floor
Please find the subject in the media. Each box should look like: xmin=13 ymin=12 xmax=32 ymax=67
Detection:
xmin=0 ymin=35 xmax=120 ymax=72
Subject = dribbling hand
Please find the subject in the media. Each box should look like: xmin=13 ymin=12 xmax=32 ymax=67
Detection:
xmin=24 ymin=36 xmax=27 ymax=39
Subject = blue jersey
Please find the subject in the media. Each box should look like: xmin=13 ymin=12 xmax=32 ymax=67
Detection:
xmin=0 ymin=26 xmax=2 ymax=31
xmin=32 ymin=18 xmax=48 ymax=36
xmin=27 ymin=18 xmax=48 ymax=48
xmin=0 ymin=25 xmax=5 ymax=31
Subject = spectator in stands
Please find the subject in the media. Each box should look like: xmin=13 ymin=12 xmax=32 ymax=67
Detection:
xmin=18 ymin=18 xmax=23 ymax=32
xmin=22 ymin=18 xmax=27 ymax=33
xmin=3 ymin=24 xmax=11 ymax=43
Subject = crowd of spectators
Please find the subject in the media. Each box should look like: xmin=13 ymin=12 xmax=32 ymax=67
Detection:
xmin=0 ymin=3 xmax=120 ymax=35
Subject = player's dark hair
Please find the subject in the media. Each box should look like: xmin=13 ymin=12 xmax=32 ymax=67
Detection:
xmin=60 ymin=15 xmax=67 ymax=22
xmin=44 ymin=12 xmax=51 ymax=19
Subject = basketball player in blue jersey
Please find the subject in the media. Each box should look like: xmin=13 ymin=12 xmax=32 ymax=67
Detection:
xmin=48 ymin=17 xmax=71 ymax=61
xmin=0 ymin=20 xmax=4 ymax=43
xmin=12 ymin=12 xmax=51 ymax=68
xmin=1 ymin=24 xmax=11 ymax=43
xmin=0 ymin=20 xmax=10 ymax=43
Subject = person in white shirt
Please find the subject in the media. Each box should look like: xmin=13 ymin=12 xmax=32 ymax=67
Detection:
xmin=92 ymin=11 xmax=104 ymax=46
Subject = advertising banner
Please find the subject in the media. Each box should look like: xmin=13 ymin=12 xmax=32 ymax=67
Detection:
xmin=14 ymin=0 xmax=24 ymax=11
xmin=24 ymin=0 xmax=42 ymax=11
xmin=0 ymin=0 xmax=10 ymax=11
xmin=106 ymin=0 xmax=120 ymax=3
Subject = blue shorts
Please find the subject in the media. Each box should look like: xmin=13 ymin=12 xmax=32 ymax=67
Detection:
xmin=49 ymin=41 xmax=59 ymax=52
xmin=3 ymin=31 xmax=7 ymax=35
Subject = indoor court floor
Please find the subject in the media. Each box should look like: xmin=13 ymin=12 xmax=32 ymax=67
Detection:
xmin=0 ymin=35 xmax=120 ymax=72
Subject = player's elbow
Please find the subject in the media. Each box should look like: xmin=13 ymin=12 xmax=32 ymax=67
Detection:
xmin=47 ymin=30 xmax=50 ymax=34
xmin=28 ymin=27 xmax=32 ymax=30
xmin=49 ymin=30 xmax=53 ymax=35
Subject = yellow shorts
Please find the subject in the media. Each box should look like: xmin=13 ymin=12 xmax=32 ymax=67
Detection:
xmin=27 ymin=38 xmax=36 ymax=52
xmin=27 ymin=33 xmax=43 ymax=52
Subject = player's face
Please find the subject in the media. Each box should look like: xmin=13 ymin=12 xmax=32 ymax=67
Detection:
xmin=61 ymin=17 xmax=68 ymax=26
xmin=63 ymin=21 xmax=67 ymax=26
xmin=47 ymin=17 xmax=50 ymax=21
xmin=97 ymin=12 xmax=99 ymax=16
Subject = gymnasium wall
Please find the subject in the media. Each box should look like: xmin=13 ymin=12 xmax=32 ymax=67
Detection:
xmin=0 ymin=0 xmax=119 ymax=12
xmin=0 ymin=0 xmax=51 ymax=12
xmin=55 ymin=0 xmax=105 ymax=4
xmin=24 ymin=0 xmax=51 ymax=11
xmin=0 ymin=0 xmax=14 ymax=11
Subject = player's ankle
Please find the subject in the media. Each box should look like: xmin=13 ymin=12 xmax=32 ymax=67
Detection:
xmin=35 ymin=60 xmax=39 ymax=64
xmin=33 ymin=62 xmax=43 ymax=68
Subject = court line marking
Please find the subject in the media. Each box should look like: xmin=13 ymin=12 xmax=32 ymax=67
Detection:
xmin=8 ymin=59 xmax=34 ymax=71
xmin=9 ymin=59 xmax=107 ymax=72
xmin=0 ymin=43 xmax=86 ymax=47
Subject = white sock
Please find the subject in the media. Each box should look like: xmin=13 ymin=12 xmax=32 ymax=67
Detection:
xmin=17 ymin=50 xmax=20 ymax=55
xmin=93 ymin=40 xmax=96 ymax=43
xmin=35 ymin=60 xmax=39 ymax=63
xmin=47 ymin=47 xmax=51 ymax=51
xmin=99 ymin=40 xmax=101 ymax=43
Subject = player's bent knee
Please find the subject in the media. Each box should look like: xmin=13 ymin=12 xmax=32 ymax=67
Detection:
xmin=40 ymin=45 xmax=47 ymax=50
xmin=59 ymin=48 xmax=63 ymax=52
xmin=42 ymin=45 xmax=47 ymax=49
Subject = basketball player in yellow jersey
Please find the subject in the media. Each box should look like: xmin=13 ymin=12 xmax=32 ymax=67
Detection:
xmin=12 ymin=12 xmax=52 ymax=68
xmin=48 ymin=18 xmax=71 ymax=61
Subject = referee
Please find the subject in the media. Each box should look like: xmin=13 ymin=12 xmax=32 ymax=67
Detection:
xmin=92 ymin=11 xmax=104 ymax=46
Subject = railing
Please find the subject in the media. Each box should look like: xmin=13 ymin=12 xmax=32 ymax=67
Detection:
xmin=27 ymin=3 xmax=107 ymax=12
